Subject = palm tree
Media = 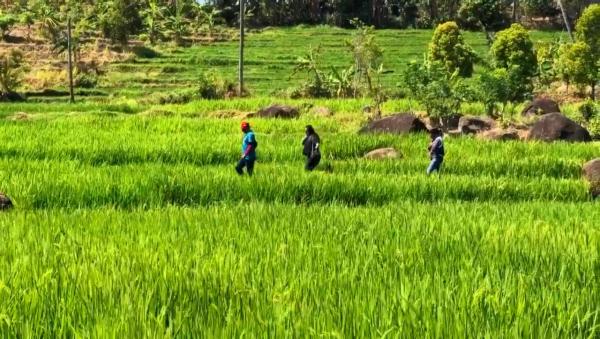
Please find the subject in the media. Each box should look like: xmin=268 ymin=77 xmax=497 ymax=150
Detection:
xmin=143 ymin=0 xmax=165 ymax=45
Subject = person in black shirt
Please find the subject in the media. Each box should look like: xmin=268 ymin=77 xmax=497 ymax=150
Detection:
xmin=302 ymin=125 xmax=321 ymax=171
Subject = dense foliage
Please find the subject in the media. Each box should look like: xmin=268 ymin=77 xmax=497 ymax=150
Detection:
xmin=0 ymin=0 xmax=597 ymax=37
xmin=428 ymin=21 xmax=476 ymax=77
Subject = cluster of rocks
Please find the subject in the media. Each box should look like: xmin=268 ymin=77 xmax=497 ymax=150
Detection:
xmin=359 ymin=98 xmax=592 ymax=143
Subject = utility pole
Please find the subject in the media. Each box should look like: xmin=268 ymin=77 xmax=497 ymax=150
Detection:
xmin=239 ymin=0 xmax=245 ymax=96
xmin=67 ymin=17 xmax=75 ymax=103
xmin=557 ymin=0 xmax=574 ymax=42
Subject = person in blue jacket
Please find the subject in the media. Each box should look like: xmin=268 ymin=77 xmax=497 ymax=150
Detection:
xmin=427 ymin=128 xmax=445 ymax=175
xmin=236 ymin=121 xmax=257 ymax=176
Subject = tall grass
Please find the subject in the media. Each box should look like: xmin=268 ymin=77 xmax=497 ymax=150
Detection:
xmin=0 ymin=203 xmax=598 ymax=336
xmin=0 ymin=112 xmax=597 ymax=336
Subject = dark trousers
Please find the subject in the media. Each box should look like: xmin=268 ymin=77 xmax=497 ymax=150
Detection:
xmin=427 ymin=156 xmax=443 ymax=175
xmin=305 ymin=154 xmax=321 ymax=171
xmin=236 ymin=158 xmax=255 ymax=176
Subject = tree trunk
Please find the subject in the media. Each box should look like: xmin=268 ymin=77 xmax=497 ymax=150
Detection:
xmin=371 ymin=0 xmax=386 ymax=27
xmin=239 ymin=0 xmax=245 ymax=96
xmin=67 ymin=18 xmax=75 ymax=104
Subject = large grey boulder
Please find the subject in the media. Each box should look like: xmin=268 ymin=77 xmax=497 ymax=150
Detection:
xmin=457 ymin=115 xmax=496 ymax=134
xmin=477 ymin=128 xmax=520 ymax=141
xmin=255 ymin=105 xmax=299 ymax=119
xmin=522 ymin=97 xmax=561 ymax=116
xmin=364 ymin=148 xmax=401 ymax=160
xmin=359 ymin=113 xmax=427 ymax=134
xmin=528 ymin=113 xmax=591 ymax=142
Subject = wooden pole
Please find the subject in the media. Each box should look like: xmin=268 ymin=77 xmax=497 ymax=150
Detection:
xmin=239 ymin=0 xmax=245 ymax=96
xmin=67 ymin=17 xmax=75 ymax=103
xmin=557 ymin=0 xmax=574 ymax=42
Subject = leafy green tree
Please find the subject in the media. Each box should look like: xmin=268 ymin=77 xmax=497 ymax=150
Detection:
xmin=32 ymin=0 xmax=60 ymax=41
xmin=195 ymin=5 xmax=222 ymax=38
xmin=490 ymin=23 xmax=537 ymax=98
xmin=575 ymin=4 xmax=600 ymax=60
xmin=428 ymin=21 xmax=476 ymax=77
xmin=142 ymin=0 xmax=165 ymax=45
xmin=402 ymin=59 xmax=466 ymax=118
xmin=555 ymin=42 xmax=597 ymax=98
xmin=458 ymin=0 xmax=510 ymax=44
xmin=98 ymin=0 xmax=143 ymax=45
xmin=165 ymin=0 xmax=190 ymax=46
xmin=471 ymin=68 xmax=523 ymax=118
xmin=521 ymin=0 xmax=559 ymax=17
xmin=535 ymin=40 xmax=559 ymax=90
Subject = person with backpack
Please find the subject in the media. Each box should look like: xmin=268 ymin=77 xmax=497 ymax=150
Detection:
xmin=236 ymin=121 xmax=257 ymax=176
xmin=302 ymin=125 xmax=321 ymax=171
xmin=427 ymin=128 xmax=444 ymax=175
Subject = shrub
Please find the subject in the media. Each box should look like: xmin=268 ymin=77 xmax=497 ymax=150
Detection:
xmin=578 ymin=100 xmax=598 ymax=121
xmin=428 ymin=21 xmax=476 ymax=77
xmin=0 ymin=49 xmax=27 ymax=95
xmin=75 ymin=72 xmax=98 ymax=89
xmin=471 ymin=68 xmax=511 ymax=117
xmin=575 ymin=4 xmax=600 ymax=59
xmin=130 ymin=46 xmax=161 ymax=59
xmin=555 ymin=42 xmax=597 ymax=97
xmin=150 ymin=89 xmax=196 ymax=105
xmin=536 ymin=40 xmax=559 ymax=90
xmin=490 ymin=24 xmax=537 ymax=98
xmin=197 ymin=71 xmax=236 ymax=99
xmin=402 ymin=60 xmax=466 ymax=118
xmin=98 ymin=0 xmax=143 ymax=45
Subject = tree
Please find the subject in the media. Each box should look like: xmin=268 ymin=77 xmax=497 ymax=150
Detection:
xmin=470 ymin=67 xmax=528 ymax=118
xmin=347 ymin=19 xmax=383 ymax=96
xmin=458 ymin=0 xmax=510 ymax=44
xmin=98 ymin=0 xmax=143 ymax=45
xmin=0 ymin=49 xmax=26 ymax=95
xmin=490 ymin=23 xmax=537 ymax=97
xmin=428 ymin=21 xmax=476 ymax=77
xmin=556 ymin=42 xmax=597 ymax=99
xmin=402 ymin=59 xmax=466 ymax=119
xmin=165 ymin=0 xmax=190 ymax=46
xmin=575 ymin=4 xmax=600 ymax=60
xmin=142 ymin=0 xmax=165 ymax=45
xmin=32 ymin=1 xmax=60 ymax=41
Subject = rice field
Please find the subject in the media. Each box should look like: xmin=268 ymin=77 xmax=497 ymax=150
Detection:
xmin=0 ymin=111 xmax=598 ymax=336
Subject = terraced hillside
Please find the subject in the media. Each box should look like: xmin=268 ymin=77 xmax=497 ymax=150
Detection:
xmin=93 ymin=27 xmax=567 ymax=98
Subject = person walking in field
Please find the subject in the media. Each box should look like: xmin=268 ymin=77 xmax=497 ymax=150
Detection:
xmin=427 ymin=128 xmax=444 ymax=175
xmin=236 ymin=121 xmax=257 ymax=176
xmin=302 ymin=125 xmax=321 ymax=171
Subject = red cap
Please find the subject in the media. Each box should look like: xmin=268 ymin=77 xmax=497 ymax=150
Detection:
xmin=241 ymin=121 xmax=250 ymax=129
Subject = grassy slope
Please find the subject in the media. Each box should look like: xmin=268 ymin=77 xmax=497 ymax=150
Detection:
xmin=99 ymin=27 xmax=568 ymax=98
